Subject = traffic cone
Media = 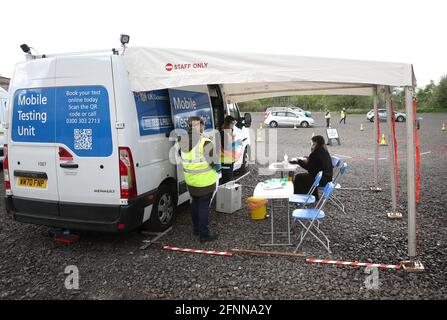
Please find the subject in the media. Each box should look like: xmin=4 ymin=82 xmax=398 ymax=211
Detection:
xmin=259 ymin=122 xmax=263 ymax=129
xmin=442 ymin=123 xmax=446 ymax=131
xmin=360 ymin=123 xmax=364 ymax=131
xmin=380 ymin=134 xmax=388 ymax=146
xmin=293 ymin=123 xmax=297 ymax=130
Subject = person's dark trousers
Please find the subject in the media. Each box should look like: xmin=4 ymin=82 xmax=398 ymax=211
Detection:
xmin=326 ymin=118 xmax=330 ymax=128
xmin=191 ymin=192 xmax=213 ymax=237
xmin=339 ymin=118 xmax=346 ymax=124
xmin=293 ymin=173 xmax=316 ymax=199
xmin=219 ymin=163 xmax=234 ymax=185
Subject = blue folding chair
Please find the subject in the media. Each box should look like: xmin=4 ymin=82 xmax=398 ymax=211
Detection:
xmin=331 ymin=156 xmax=341 ymax=173
xmin=289 ymin=171 xmax=323 ymax=207
xmin=319 ymin=158 xmax=348 ymax=214
xmin=326 ymin=162 xmax=348 ymax=213
xmin=292 ymin=182 xmax=335 ymax=253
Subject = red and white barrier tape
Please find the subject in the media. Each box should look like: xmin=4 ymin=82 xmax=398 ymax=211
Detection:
xmin=306 ymin=258 xmax=401 ymax=269
xmin=163 ymin=246 xmax=233 ymax=257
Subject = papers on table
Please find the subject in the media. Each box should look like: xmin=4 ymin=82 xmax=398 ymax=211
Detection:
xmin=261 ymin=178 xmax=288 ymax=190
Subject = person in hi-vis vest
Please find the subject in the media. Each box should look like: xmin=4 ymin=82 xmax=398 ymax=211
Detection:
xmin=324 ymin=109 xmax=331 ymax=128
xmin=179 ymin=116 xmax=219 ymax=243
xmin=339 ymin=108 xmax=347 ymax=124
xmin=219 ymin=116 xmax=242 ymax=185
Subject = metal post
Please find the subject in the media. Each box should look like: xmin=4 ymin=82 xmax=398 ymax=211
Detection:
xmin=373 ymin=87 xmax=380 ymax=189
xmin=385 ymin=87 xmax=398 ymax=212
xmin=405 ymin=86 xmax=417 ymax=258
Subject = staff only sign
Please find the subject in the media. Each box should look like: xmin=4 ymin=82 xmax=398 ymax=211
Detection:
xmin=168 ymin=89 xmax=213 ymax=130
xmin=165 ymin=62 xmax=209 ymax=72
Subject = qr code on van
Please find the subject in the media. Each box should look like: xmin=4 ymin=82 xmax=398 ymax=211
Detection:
xmin=74 ymin=129 xmax=93 ymax=150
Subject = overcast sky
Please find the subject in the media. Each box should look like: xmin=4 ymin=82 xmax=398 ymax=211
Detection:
xmin=1 ymin=0 xmax=445 ymax=87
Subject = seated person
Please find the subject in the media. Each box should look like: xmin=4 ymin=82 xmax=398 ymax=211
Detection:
xmin=290 ymin=135 xmax=333 ymax=200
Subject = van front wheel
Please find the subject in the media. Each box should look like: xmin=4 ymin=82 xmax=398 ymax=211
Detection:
xmin=142 ymin=184 xmax=175 ymax=231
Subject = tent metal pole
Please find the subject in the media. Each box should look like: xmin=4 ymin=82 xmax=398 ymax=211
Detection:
xmin=405 ymin=86 xmax=417 ymax=258
xmin=385 ymin=87 xmax=397 ymax=212
xmin=373 ymin=87 xmax=379 ymax=189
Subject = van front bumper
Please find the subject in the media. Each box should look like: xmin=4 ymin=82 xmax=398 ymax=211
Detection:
xmin=5 ymin=193 xmax=156 ymax=232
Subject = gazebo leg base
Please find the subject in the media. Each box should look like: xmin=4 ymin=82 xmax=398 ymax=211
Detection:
xmin=401 ymin=260 xmax=425 ymax=273
xmin=369 ymin=186 xmax=382 ymax=192
xmin=387 ymin=211 xmax=402 ymax=219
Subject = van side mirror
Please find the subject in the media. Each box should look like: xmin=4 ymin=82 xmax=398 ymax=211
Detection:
xmin=243 ymin=113 xmax=252 ymax=128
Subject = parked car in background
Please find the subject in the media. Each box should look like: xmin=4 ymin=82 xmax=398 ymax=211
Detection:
xmin=264 ymin=110 xmax=314 ymax=128
xmin=265 ymin=106 xmax=311 ymax=118
xmin=366 ymin=109 xmax=406 ymax=122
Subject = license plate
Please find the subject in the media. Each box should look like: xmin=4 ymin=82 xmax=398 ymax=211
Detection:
xmin=18 ymin=177 xmax=47 ymax=188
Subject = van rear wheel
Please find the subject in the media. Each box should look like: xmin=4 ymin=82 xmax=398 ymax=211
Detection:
xmin=142 ymin=184 xmax=175 ymax=231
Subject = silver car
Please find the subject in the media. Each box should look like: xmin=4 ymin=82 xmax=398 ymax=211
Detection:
xmin=264 ymin=110 xmax=315 ymax=128
xmin=366 ymin=109 xmax=406 ymax=122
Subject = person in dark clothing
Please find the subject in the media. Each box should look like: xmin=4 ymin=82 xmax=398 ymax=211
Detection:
xmin=290 ymin=135 xmax=333 ymax=201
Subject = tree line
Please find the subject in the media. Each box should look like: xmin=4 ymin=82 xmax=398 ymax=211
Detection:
xmin=239 ymin=75 xmax=447 ymax=113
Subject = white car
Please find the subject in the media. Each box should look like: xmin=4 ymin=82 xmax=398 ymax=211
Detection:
xmin=264 ymin=110 xmax=314 ymax=128
xmin=366 ymin=109 xmax=406 ymax=122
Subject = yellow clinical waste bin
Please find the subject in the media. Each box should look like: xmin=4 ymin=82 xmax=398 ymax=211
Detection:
xmin=247 ymin=197 xmax=268 ymax=220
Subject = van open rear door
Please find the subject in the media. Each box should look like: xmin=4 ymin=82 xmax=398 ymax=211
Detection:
xmin=168 ymin=86 xmax=215 ymax=204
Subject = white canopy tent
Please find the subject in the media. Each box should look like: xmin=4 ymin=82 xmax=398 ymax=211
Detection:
xmin=0 ymin=87 xmax=8 ymax=99
xmin=123 ymin=47 xmax=419 ymax=260
xmin=123 ymin=47 xmax=415 ymax=101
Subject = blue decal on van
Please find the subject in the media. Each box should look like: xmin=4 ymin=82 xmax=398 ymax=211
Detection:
xmin=134 ymin=90 xmax=173 ymax=136
xmin=12 ymin=86 xmax=112 ymax=157
xmin=55 ymin=86 xmax=112 ymax=157
xmin=168 ymin=89 xmax=213 ymax=130
xmin=11 ymin=88 xmax=56 ymax=143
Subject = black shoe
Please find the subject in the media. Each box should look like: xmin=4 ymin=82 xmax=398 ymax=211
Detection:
xmin=199 ymin=233 xmax=218 ymax=243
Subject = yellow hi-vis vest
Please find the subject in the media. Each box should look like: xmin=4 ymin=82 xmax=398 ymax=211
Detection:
xmin=341 ymin=110 xmax=346 ymax=118
xmin=325 ymin=112 xmax=331 ymax=119
xmin=181 ymin=137 xmax=217 ymax=188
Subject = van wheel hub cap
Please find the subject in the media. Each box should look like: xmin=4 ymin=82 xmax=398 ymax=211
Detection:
xmin=158 ymin=194 xmax=173 ymax=224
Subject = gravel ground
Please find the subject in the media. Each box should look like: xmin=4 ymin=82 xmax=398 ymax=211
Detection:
xmin=0 ymin=112 xmax=446 ymax=300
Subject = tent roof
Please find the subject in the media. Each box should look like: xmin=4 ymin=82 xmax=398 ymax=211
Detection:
xmin=0 ymin=87 xmax=8 ymax=98
xmin=123 ymin=47 xmax=416 ymax=103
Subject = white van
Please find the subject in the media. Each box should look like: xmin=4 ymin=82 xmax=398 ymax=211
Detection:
xmin=4 ymin=52 xmax=252 ymax=232
xmin=0 ymin=87 xmax=8 ymax=164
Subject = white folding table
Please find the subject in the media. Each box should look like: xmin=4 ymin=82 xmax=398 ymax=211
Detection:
xmin=253 ymin=181 xmax=294 ymax=246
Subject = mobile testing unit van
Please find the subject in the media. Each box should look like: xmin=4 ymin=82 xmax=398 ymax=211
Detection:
xmin=4 ymin=47 xmax=252 ymax=232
